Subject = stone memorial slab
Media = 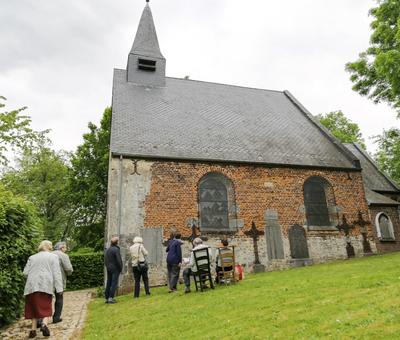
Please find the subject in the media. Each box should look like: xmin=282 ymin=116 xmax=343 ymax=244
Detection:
xmin=265 ymin=210 xmax=284 ymax=260
xmin=141 ymin=227 xmax=163 ymax=265
xmin=289 ymin=224 xmax=309 ymax=259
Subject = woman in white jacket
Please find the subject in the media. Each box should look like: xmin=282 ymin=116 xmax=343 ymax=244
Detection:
xmin=129 ymin=237 xmax=150 ymax=298
xmin=23 ymin=240 xmax=63 ymax=338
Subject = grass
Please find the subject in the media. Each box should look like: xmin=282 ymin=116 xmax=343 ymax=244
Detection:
xmin=82 ymin=253 xmax=400 ymax=339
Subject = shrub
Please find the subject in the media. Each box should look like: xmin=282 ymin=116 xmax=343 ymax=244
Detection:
xmin=0 ymin=185 xmax=40 ymax=327
xmin=67 ymin=252 xmax=104 ymax=290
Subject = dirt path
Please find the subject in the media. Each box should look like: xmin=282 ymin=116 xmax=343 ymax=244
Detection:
xmin=0 ymin=290 xmax=93 ymax=340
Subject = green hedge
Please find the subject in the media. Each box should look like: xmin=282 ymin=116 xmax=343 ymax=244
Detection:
xmin=0 ymin=185 xmax=40 ymax=327
xmin=67 ymin=252 xmax=104 ymax=290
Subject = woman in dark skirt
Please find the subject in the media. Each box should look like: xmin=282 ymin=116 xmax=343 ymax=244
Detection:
xmin=23 ymin=240 xmax=63 ymax=338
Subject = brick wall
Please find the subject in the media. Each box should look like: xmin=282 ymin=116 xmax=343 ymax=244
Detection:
xmin=106 ymin=158 xmax=375 ymax=290
xmin=144 ymin=161 xmax=370 ymax=238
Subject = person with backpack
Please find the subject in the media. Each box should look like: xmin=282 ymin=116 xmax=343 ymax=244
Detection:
xmin=130 ymin=236 xmax=150 ymax=298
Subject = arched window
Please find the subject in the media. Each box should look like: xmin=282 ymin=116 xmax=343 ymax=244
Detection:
xmin=198 ymin=173 xmax=235 ymax=231
xmin=303 ymin=176 xmax=335 ymax=227
xmin=375 ymin=213 xmax=395 ymax=241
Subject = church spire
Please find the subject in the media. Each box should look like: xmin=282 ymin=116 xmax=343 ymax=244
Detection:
xmin=127 ymin=1 xmax=166 ymax=86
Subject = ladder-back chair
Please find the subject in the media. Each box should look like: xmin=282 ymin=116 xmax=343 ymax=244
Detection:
xmin=192 ymin=247 xmax=214 ymax=292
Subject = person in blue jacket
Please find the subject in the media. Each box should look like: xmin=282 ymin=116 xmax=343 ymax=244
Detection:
xmin=166 ymin=232 xmax=182 ymax=292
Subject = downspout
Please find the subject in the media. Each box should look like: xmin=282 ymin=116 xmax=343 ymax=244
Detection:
xmin=117 ymin=154 xmax=123 ymax=237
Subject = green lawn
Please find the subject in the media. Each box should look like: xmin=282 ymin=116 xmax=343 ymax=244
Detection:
xmin=82 ymin=253 xmax=400 ymax=339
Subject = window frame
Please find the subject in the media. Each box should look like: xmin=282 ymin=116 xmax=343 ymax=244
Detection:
xmin=198 ymin=172 xmax=236 ymax=233
xmin=375 ymin=212 xmax=395 ymax=241
xmin=303 ymin=176 xmax=337 ymax=231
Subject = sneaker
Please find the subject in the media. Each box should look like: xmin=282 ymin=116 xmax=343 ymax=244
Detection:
xmin=107 ymin=298 xmax=117 ymax=304
xmin=185 ymin=287 xmax=191 ymax=294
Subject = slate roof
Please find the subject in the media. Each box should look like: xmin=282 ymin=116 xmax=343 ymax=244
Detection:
xmin=129 ymin=3 xmax=164 ymax=59
xmin=344 ymin=143 xmax=400 ymax=193
xmin=365 ymin=188 xmax=400 ymax=206
xmin=110 ymin=70 xmax=359 ymax=169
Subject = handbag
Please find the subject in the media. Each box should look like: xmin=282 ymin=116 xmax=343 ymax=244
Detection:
xmin=137 ymin=245 xmax=148 ymax=271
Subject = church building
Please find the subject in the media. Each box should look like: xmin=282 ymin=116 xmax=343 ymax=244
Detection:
xmin=106 ymin=2 xmax=400 ymax=290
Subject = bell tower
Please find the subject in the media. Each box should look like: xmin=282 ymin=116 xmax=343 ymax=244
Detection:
xmin=127 ymin=0 xmax=166 ymax=87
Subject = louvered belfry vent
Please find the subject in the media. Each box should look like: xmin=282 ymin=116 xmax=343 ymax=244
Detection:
xmin=138 ymin=58 xmax=156 ymax=71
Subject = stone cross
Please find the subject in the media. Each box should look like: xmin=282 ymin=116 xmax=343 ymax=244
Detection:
xmin=353 ymin=210 xmax=372 ymax=254
xmin=336 ymin=214 xmax=355 ymax=258
xmin=244 ymin=221 xmax=264 ymax=264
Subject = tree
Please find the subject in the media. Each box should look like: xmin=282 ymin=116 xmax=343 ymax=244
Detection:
xmin=375 ymin=128 xmax=400 ymax=184
xmin=0 ymin=96 xmax=48 ymax=165
xmin=346 ymin=1 xmax=400 ymax=114
xmin=316 ymin=111 xmax=366 ymax=149
xmin=1 ymin=147 xmax=72 ymax=241
xmin=68 ymin=107 xmax=111 ymax=250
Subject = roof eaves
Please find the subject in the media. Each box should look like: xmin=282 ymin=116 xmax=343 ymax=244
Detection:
xmin=110 ymin=151 xmax=361 ymax=172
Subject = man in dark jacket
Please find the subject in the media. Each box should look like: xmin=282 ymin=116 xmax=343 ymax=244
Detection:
xmin=166 ymin=233 xmax=182 ymax=292
xmin=105 ymin=236 xmax=123 ymax=303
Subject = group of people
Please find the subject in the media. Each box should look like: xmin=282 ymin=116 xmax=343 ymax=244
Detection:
xmin=166 ymin=234 xmax=232 ymax=293
xmin=103 ymin=234 xmax=234 ymax=303
xmin=104 ymin=236 xmax=150 ymax=303
xmin=23 ymin=240 xmax=73 ymax=338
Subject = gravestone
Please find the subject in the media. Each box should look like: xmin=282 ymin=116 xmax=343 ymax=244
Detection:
xmin=265 ymin=210 xmax=284 ymax=260
xmin=244 ymin=221 xmax=265 ymax=273
xmin=141 ymin=227 xmax=163 ymax=265
xmin=289 ymin=224 xmax=309 ymax=259
xmin=336 ymin=215 xmax=355 ymax=258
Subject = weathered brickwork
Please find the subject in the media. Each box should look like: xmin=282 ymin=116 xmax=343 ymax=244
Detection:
xmin=144 ymin=161 xmax=371 ymax=238
xmin=369 ymin=206 xmax=400 ymax=253
xmin=106 ymin=158 xmax=376 ymax=291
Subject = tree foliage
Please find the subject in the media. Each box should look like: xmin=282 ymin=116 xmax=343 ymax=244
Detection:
xmin=0 ymin=184 xmax=41 ymax=327
xmin=375 ymin=128 xmax=400 ymax=184
xmin=316 ymin=111 xmax=366 ymax=149
xmin=68 ymin=107 xmax=111 ymax=251
xmin=346 ymin=0 xmax=400 ymax=113
xmin=0 ymin=96 xmax=48 ymax=165
xmin=1 ymin=147 xmax=72 ymax=241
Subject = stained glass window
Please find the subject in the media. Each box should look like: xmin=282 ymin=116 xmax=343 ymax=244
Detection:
xmin=304 ymin=177 xmax=330 ymax=226
xmin=199 ymin=174 xmax=229 ymax=230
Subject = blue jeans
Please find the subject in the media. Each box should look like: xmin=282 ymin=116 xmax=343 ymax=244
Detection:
xmin=105 ymin=270 xmax=119 ymax=299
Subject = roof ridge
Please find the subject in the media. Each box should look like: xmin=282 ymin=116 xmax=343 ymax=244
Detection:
xmin=349 ymin=142 xmax=400 ymax=191
xmin=165 ymin=76 xmax=284 ymax=94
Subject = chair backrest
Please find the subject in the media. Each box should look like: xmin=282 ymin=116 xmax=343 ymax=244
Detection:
xmin=218 ymin=246 xmax=235 ymax=268
xmin=193 ymin=247 xmax=211 ymax=273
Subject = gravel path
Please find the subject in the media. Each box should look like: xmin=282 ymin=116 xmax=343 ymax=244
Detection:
xmin=0 ymin=290 xmax=93 ymax=340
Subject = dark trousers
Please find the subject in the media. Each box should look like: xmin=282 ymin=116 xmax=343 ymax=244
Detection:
xmin=183 ymin=268 xmax=193 ymax=287
xmin=53 ymin=292 xmax=63 ymax=321
xmin=105 ymin=270 xmax=119 ymax=300
xmin=132 ymin=266 xmax=150 ymax=297
xmin=167 ymin=263 xmax=180 ymax=290
xmin=215 ymin=266 xmax=233 ymax=283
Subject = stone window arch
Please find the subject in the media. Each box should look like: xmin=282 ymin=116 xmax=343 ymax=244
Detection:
xmin=198 ymin=172 xmax=236 ymax=232
xmin=303 ymin=176 xmax=337 ymax=229
xmin=375 ymin=212 xmax=395 ymax=241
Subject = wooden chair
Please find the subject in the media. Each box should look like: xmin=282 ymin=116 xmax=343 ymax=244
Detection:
xmin=217 ymin=246 xmax=236 ymax=285
xmin=192 ymin=247 xmax=214 ymax=292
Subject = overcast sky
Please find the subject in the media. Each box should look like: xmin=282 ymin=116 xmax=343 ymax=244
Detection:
xmin=1 ymin=0 xmax=398 ymax=155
